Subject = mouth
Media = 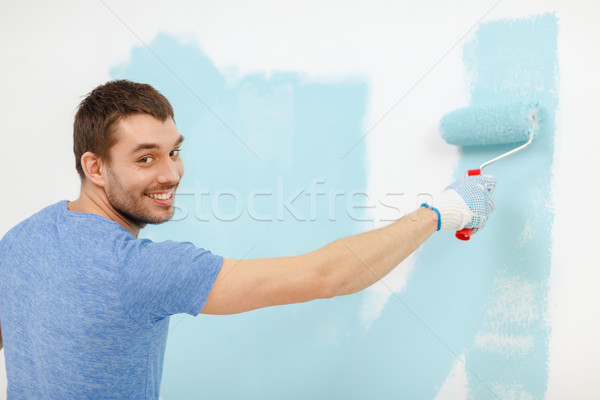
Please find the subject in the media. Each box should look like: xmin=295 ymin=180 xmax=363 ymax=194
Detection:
xmin=145 ymin=190 xmax=174 ymax=206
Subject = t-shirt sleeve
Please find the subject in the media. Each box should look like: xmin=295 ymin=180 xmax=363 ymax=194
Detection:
xmin=118 ymin=238 xmax=223 ymax=326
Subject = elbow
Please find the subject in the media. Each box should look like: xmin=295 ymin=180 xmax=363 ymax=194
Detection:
xmin=321 ymin=276 xmax=340 ymax=299
xmin=325 ymin=271 xmax=359 ymax=299
xmin=307 ymin=242 xmax=365 ymax=300
xmin=301 ymin=249 xmax=338 ymax=300
xmin=312 ymin=264 xmax=339 ymax=300
xmin=310 ymin=251 xmax=346 ymax=300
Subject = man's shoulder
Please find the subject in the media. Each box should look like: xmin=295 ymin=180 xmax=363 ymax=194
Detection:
xmin=7 ymin=200 xmax=64 ymax=229
xmin=1 ymin=201 xmax=65 ymax=245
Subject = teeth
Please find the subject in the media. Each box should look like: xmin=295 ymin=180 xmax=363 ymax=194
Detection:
xmin=147 ymin=191 xmax=172 ymax=200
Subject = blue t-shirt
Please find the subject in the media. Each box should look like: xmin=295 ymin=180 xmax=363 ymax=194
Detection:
xmin=0 ymin=200 xmax=223 ymax=399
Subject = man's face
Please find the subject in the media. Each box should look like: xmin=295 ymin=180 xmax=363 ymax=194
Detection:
xmin=102 ymin=114 xmax=184 ymax=227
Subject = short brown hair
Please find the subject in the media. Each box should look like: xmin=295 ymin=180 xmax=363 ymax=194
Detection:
xmin=73 ymin=80 xmax=175 ymax=180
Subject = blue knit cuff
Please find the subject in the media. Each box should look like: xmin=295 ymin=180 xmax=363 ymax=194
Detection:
xmin=420 ymin=203 xmax=441 ymax=231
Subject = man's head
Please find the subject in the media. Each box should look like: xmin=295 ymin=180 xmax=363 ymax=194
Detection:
xmin=74 ymin=80 xmax=184 ymax=226
xmin=74 ymin=80 xmax=175 ymax=179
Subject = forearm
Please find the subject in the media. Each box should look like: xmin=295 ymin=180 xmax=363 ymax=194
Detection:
xmin=311 ymin=206 xmax=438 ymax=297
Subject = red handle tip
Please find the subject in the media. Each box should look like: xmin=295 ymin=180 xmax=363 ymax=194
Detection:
xmin=456 ymin=228 xmax=473 ymax=241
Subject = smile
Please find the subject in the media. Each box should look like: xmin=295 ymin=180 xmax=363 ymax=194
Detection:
xmin=145 ymin=190 xmax=175 ymax=206
xmin=145 ymin=191 xmax=173 ymax=200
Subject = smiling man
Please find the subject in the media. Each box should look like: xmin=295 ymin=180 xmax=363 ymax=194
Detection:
xmin=0 ymin=80 xmax=497 ymax=399
xmin=69 ymin=112 xmax=184 ymax=230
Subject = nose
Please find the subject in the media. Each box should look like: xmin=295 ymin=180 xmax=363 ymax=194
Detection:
xmin=157 ymin=158 xmax=181 ymax=186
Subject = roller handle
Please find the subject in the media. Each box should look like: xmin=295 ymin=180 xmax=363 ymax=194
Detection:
xmin=456 ymin=228 xmax=473 ymax=241
xmin=455 ymin=168 xmax=481 ymax=241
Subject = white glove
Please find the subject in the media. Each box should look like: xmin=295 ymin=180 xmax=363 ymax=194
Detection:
xmin=422 ymin=174 xmax=497 ymax=234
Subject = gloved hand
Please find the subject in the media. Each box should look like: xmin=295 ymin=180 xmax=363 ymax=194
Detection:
xmin=422 ymin=174 xmax=497 ymax=234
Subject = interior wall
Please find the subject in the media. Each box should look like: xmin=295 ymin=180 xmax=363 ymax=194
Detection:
xmin=1 ymin=1 xmax=599 ymax=399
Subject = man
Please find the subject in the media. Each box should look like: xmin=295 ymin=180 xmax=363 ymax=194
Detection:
xmin=0 ymin=80 xmax=496 ymax=398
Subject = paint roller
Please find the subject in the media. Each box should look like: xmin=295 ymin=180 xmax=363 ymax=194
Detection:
xmin=439 ymin=102 xmax=539 ymax=241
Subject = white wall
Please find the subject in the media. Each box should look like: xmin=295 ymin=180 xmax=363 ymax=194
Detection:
xmin=1 ymin=0 xmax=599 ymax=398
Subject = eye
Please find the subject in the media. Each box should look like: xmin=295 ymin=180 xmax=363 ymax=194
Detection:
xmin=170 ymin=148 xmax=181 ymax=158
xmin=139 ymin=156 xmax=154 ymax=164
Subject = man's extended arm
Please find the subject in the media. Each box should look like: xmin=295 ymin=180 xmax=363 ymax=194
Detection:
xmin=201 ymin=207 xmax=437 ymax=315
xmin=201 ymin=174 xmax=497 ymax=316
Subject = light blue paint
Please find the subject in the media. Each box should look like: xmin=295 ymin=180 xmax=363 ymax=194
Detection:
xmin=111 ymin=13 xmax=558 ymax=398
xmin=461 ymin=14 xmax=559 ymax=399
xmin=406 ymin=14 xmax=559 ymax=399
xmin=112 ymin=34 xmax=374 ymax=399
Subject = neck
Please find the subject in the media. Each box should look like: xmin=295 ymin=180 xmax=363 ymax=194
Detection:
xmin=67 ymin=184 xmax=143 ymax=238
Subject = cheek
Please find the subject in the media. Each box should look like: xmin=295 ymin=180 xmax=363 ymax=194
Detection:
xmin=123 ymin=167 xmax=153 ymax=193
xmin=177 ymin=160 xmax=184 ymax=179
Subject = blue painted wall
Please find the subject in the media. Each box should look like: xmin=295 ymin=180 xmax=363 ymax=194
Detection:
xmin=408 ymin=13 xmax=559 ymax=399
xmin=112 ymin=34 xmax=372 ymax=399
xmin=111 ymin=13 xmax=558 ymax=398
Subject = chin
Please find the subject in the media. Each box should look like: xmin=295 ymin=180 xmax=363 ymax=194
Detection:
xmin=146 ymin=214 xmax=174 ymax=225
xmin=117 ymin=205 xmax=175 ymax=227
xmin=145 ymin=208 xmax=176 ymax=225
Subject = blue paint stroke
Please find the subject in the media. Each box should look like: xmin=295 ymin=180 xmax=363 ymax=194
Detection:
xmin=460 ymin=14 xmax=559 ymax=399
xmin=373 ymin=14 xmax=558 ymax=400
xmin=112 ymin=34 xmax=373 ymax=399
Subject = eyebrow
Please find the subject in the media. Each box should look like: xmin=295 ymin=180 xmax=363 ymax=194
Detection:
xmin=130 ymin=135 xmax=185 ymax=155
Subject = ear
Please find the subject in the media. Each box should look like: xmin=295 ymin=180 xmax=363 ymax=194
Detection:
xmin=80 ymin=151 xmax=106 ymax=188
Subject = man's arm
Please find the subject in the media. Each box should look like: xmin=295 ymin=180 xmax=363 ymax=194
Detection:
xmin=201 ymin=207 xmax=437 ymax=315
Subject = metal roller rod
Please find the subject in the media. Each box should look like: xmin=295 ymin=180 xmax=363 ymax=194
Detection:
xmin=479 ymin=126 xmax=535 ymax=171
